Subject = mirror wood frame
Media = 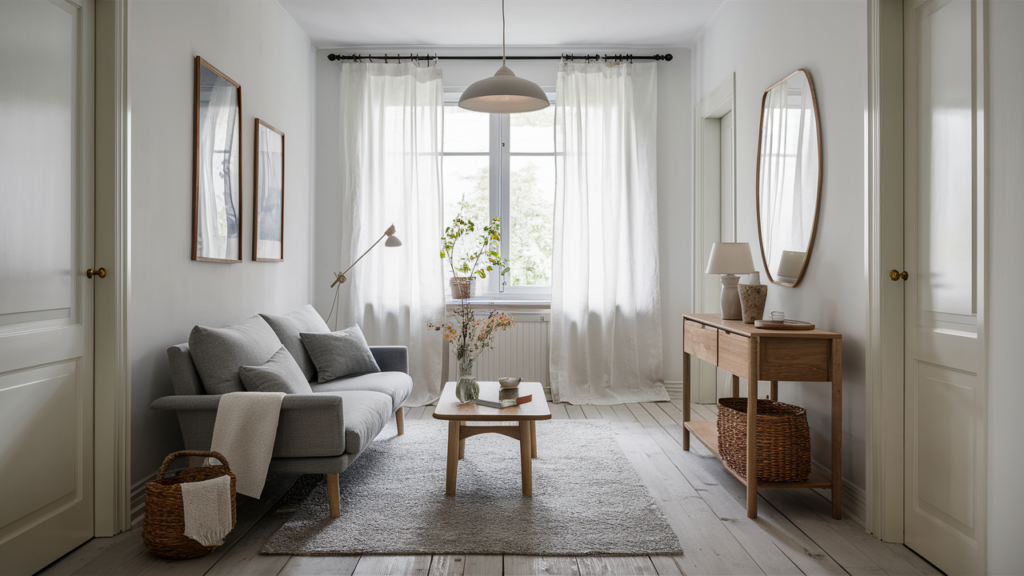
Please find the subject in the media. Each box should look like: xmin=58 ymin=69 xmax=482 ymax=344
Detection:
xmin=755 ymin=68 xmax=823 ymax=287
xmin=191 ymin=56 xmax=243 ymax=263
xmin=253 ymin=118 xmax=285 ymax=262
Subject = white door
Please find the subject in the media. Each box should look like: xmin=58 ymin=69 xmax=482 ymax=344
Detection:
xmin=716 ymin=110 xmax=736 ymax=400
xmin=904 ymin=1 xmax=985 ymax=574
xmin=0 ymin=1 xmax=95 ymax=574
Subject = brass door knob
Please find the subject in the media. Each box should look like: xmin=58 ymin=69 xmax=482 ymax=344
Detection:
xmin=86 ymin=268 xmax=107 ymax=279
xmin=888 ymin=269 xmax=908 ymax=281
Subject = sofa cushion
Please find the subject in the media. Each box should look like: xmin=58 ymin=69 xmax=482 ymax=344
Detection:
xmin=260 ymin=306 xmax=330 ymax=383
xmin=301 ymin=325 xmax=380 ymax=383
xmin=188 ymin=315 xmax=283 ymax=395
xmin=313 ymin=371 xmax=413 ymax=412
xmin=326 ymin=390 xmax=393 ymax=454
xmin=239 ymin=347 xmax=314 ymax=395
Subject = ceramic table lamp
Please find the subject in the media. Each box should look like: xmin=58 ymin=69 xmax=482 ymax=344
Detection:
xmin=705 ymin=242 xmax=756 ymax=320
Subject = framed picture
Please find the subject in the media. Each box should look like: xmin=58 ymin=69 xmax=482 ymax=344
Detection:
xmin=192 ymin=56 xmax=242 ymax=262
xmin=253 ymin=118 xmax=284 ymax=261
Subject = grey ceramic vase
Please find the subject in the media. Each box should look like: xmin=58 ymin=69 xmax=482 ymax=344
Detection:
xmin=738 ymin=284 xmax=768 ymax=324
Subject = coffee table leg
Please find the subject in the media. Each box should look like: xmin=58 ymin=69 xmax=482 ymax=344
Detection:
xmin=459 ymin=421 xmax=466 ymax=460
xmin=530 ymin=421 xmax=537 ymax=458
xmin=446 ymin=420 xmax=460 ymax=495
xmin=520 ymin=421 xmax=532 ymax=496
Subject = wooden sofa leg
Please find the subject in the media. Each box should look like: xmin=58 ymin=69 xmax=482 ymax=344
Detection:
xmin=396 ymin=407 xmax=405 ymax=435
xmin=327 ymin=473 xmax=340 ymax=518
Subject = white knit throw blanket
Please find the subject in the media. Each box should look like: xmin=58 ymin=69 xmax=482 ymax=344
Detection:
xmin=210 ymin=391 xmax=285 ymax=498
xmin=181 ymin=475 xmax=232 ymax=546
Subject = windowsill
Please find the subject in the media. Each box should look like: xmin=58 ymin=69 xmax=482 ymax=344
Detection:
xmin=445 ymin=298 xmax=551 ymax=309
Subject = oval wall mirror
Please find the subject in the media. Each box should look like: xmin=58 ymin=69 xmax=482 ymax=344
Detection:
xmin=756 ymin=69 xmax=822 ymax=287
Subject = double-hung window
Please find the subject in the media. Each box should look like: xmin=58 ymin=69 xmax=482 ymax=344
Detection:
xmin=441 ymin=93 xmax=556 ymax=299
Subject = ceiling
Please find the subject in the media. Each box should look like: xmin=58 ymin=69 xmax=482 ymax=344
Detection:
xmin=279 ymin=0 xmax=724 ymax=49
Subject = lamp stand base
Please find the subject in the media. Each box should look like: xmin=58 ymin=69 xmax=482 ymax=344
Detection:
xmin=720 ymin=274 xmax=742 ymax=320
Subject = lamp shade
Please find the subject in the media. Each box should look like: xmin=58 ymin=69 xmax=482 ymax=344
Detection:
xmin=776 ymin=250 xmax=806 ymax=279
xmin=705 ymin=242 xmax=756 ymax=274
xmin=385 ymin=235 xmax=402 ymax=247
xmin=458 ymin=66 xmax=550 ymax=113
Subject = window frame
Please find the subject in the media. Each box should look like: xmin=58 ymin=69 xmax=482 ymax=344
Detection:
xmin=442 ymin=90 xmax=556 ymax=300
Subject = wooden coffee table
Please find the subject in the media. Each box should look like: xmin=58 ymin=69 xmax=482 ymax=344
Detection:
xmin=432 ymin=381 xmax=551 ymax=496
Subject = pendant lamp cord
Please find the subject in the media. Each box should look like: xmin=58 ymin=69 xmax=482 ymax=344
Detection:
xmin=501 ymin=0 xmax=506 ymax=66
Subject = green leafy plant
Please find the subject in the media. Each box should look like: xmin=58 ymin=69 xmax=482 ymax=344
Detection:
xmin=440 ymin=216 xmax=510 ymax=287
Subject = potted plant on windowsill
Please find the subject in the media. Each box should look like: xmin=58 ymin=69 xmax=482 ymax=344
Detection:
xmin=428 ymin=216 xmax=513 ymax=402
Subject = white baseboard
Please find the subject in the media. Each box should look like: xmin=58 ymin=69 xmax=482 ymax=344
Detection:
xmin=130 ymin=472 xmax=156 ymax=526
xmin=664 ymin=381 xmax=683 ymax=402
xmin=812 ymin=460 xmax=868 ymax=528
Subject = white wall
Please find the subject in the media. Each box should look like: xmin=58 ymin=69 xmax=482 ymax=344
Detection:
xmin=985 ymin=1 xmax=1024 ymax=570
xmin=313 ymin=46 xmax=692 ymax=385
xmin=129 ymin=0 xmax=316 ymax=484
xmin=692 ymin=1 xmax=869 ymax=495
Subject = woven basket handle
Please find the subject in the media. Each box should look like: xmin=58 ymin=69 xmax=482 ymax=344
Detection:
xmin=156 ymin=450 xmax=230 ymax=480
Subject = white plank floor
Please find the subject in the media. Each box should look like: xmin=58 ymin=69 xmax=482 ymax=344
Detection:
xmin=39 ymin=402 xmax=942 ymax=576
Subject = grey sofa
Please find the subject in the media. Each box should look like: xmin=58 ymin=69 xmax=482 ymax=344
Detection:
xmin=151 ymin=307 xmax=412 ymax=518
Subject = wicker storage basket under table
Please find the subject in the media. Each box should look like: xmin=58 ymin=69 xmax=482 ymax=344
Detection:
xmin=143 ymin=450 xmax=237 ymax=559
xmin=717 ymin=398 xmax=811 ymax=483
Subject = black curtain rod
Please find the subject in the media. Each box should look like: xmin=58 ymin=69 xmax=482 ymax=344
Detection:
xmin=327 ymin=53 xmax=672 ymax=62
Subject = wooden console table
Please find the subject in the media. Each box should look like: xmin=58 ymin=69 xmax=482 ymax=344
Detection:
xmin=682 ymin=313 xmax=843 ymax=519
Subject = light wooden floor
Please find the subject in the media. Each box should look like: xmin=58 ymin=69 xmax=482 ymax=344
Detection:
xmin=40 ymin=401 xmax=942 ymax=576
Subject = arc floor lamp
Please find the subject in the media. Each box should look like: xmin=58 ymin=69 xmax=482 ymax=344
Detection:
xmin=327 ymin=224 xmax=402 ymax=329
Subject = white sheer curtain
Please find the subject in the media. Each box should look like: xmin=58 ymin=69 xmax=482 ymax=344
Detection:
xmin=338 ymin=62 xmax=445 ymax=406
xmin=550 ymin=61 xmax=668 ymax=405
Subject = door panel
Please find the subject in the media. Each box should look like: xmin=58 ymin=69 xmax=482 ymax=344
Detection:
xmin=0 ymin=0 xmax=95 ymax=574
xmin=904 ymin=1 xmax=984 ymax=574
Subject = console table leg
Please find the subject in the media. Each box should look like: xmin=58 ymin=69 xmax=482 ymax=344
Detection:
xmin=747 ymin=335 xmax=759 ymax=519
xmin=733 ymin=374 xmax=740 ymax=398
xmin=747 ymin=380 xmax=758 ymax=518
xmin=682 ymin=352 xmax=691 ymax=450
xmin=446 ymin=421 xmax=460 ymax=495
xmin=770 ymin=381 xmax=778 ymax=401
xmin=832 ymin=339 xmax=843 ymax=519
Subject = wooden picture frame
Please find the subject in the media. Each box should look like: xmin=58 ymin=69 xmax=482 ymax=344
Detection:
xmin=253 ymin=118 xmax=285 ymax=261
xmin=192 ymin=56 xmax=243 ymax=262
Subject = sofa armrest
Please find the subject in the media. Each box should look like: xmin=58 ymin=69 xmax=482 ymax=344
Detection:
xmin=369 ymin=346 xmax=408 ymax=374
xmin=151 ymin=394 xmax=346 ymax=457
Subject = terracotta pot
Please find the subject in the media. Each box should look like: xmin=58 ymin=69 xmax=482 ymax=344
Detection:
xmin=449 ymin=277 xmax=476 ymax=299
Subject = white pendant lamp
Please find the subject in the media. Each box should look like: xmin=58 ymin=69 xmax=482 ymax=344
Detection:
xmin=458 ymin=0 xmax=549 ymax=114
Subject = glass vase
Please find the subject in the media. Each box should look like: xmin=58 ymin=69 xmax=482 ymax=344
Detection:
xmin=455 ymin=357 xmax=479 ymax=403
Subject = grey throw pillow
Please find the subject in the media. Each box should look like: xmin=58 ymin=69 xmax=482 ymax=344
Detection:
xmin=188 ymin=315 xmax=283 ymax=394
xmin=301 ymin=325 xmax=381 ymax=383
xmin=260 ymin=305 xmax=331 ymax=382
xmin=239 ymin=347 xmax=314 ymax=394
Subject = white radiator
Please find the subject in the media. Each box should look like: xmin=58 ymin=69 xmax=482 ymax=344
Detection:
xmin=445 ymin=312 xmax=550 ymax=386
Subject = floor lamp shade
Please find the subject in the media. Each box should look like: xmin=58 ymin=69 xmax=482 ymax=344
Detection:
xmin=705 ymin=243 xmax=756 ymax=320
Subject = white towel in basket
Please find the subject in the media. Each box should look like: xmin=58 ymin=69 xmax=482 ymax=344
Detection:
xmin=181 ymin=474 xmax=232 ymax=546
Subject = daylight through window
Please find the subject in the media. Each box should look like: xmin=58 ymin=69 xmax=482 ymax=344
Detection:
xmin=442 ymin=98 xmax=556 ymax=296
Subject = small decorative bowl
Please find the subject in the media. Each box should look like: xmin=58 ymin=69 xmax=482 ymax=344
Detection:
xmin=498 ymin=377 xmax=522 ymax=389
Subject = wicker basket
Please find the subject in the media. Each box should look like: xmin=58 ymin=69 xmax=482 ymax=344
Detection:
xmin=143 ymin=450 xmax=237 ymax=559
xmin=717 ymin=399 xmax=811 ymax=483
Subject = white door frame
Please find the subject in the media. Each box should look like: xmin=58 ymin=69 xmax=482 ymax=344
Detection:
xmin=93 ymin=0 xmax=132 ymax=537
xmin=864 ymin=0 xmax=907 ymax=543
xmin=864 ymin=0 xmax=989 ymax=556
xmin=692 ymin=73 xmax=736 ymax=404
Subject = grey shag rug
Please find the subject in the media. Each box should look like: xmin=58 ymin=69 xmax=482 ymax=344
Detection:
xmin=262 ymin=419 xmax=682 ymax=556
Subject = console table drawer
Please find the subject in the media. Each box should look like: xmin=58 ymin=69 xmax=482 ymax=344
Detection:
xmin=684 ymin=320 xmax=718 ymax=365
xmin=718 ymin=331 xmax=750 ymax=379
